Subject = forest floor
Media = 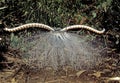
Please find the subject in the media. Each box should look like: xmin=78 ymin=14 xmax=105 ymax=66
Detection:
xmin=0 ymin=46 xmax=120 ymax=83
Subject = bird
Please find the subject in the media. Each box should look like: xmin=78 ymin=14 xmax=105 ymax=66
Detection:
xmin=3 ymin=23 xmax=105 ymax=70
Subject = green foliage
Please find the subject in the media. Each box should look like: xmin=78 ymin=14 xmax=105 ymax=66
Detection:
xmin=0 ymin=0 xmax=113 ymax=28
xmin=97 ymin=0 xmax=112 ymax=12
xmin=10 ymin=33 xmax=27 ymax=52
xmin=10 ymin=32 xmax=37 ymax=53
xmin=10 ymin=33 xmax=22 ymax=48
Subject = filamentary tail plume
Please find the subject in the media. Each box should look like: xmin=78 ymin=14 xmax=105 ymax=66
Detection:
xmin=21 ymin=31 xmax=103 ymax=70
xmin=5 ymin=23 xmax=105 ymax=70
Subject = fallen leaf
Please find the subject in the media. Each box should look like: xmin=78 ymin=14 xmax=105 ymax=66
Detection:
xmin=108 ymin=77 xmax=120 ymax=81
xmin=90 ymin=71 xmax=103 ymax=78
xmin=11 ymin=78 xmax=17 ymax=83
xmin=76 ymin=70 xmax=86 ymax=77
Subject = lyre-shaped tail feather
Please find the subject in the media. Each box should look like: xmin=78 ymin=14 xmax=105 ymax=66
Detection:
xmin=4 ymin=23 xmax=55 ymax=32
xmin=61 ymin=25 xmax=105 ymax=34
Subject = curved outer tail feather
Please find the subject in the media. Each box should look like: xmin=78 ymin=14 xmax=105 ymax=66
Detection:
xmin=4 ymin=23 xmax=55 ymax=32
xmin=60 ymin=25 xmax=105 ymax=34
xmin=4 ymin=23 xmax=105 ymax=34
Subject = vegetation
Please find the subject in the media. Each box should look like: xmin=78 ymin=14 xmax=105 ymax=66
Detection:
xmin=0 ymin=0 xmax=120 ymax=83
xmin=0 ymin=0 xmax=113 ymax=27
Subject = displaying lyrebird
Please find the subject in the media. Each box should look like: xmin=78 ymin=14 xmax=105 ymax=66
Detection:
xmin=4 ymin=23 xmax=105 ymax=70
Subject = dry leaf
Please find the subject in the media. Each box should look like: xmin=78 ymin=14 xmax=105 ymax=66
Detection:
xmin=76 ymin=70 xmax=86 ymax=77
xmin=11 ymin=78 xmax=17 ymax=83
xmin=108 ymin=77 xmax=120 ymax=81
xmin=90 ymin=71 xmax=103 ymax=78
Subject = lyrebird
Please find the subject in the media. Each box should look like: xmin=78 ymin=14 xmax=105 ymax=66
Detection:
xmin=2 ymin=23 xmax=105 ymax=70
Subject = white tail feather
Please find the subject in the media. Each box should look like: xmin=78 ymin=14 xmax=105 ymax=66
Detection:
xmin=4 ymin=23 xmax=55 ymax=32
xmin=61 ymin=25 xmax=105 ymax=34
